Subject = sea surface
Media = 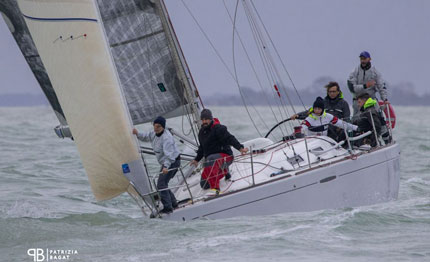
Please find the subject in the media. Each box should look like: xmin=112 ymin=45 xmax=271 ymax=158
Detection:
xmin=0 ymin=106 xmax=429 ymax=262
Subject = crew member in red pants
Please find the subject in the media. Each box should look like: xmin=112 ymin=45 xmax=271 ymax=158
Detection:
xmin=191 ymin=109 xmax=248 ymax=194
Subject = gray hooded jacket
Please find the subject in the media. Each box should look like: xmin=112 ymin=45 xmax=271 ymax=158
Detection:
xmin=137 ymin=129 xmax=180 ymax=168
xmin=347 ymin=64 xmax=388 ymax=115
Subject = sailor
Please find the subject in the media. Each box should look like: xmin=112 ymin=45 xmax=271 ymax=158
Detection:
xmin=190 ymin=109 xmax=248 ymax=195
xmin=353 ymin=93 xmax=382 ymax=147
xmin=291 ymin=81 xmax=351 ymax=141
xmin=301 ymin=97 xmax=358 ymax=137
xmin=347 ymin=51 xmax=389 ymax=115
xmin=347 ymin=51 xmax=391 ymax=144
xmin=133 ymin=116 xmax=180 ymax=214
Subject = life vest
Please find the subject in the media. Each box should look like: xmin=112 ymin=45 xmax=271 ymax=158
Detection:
xmin=378 ymin=101 xmax=396 ymax=129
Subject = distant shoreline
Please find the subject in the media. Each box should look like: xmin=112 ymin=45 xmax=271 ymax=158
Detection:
xmin=1 ymin=86 xmax=429 ymax=107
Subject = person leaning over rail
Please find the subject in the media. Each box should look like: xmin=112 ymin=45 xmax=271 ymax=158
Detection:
xmin=353 ymin=93 xmax=382 ymax=147
xmin=301 ymin=97 xmax=358 ymax=137
xmin=132 ymin=116 xmax=180 ymax=215
xmin=291 ymin=81 xmax=351 ymax=142
xmin=191 ymin=109 xmax=248 ymax=195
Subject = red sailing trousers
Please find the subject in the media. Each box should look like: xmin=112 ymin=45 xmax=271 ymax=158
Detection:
xmin=201 ymin=153 xmax=233 ymax=190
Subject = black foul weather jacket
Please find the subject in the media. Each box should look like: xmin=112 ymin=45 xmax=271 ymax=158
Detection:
xmin=353 ymin=98 xmax=382 ymax=147
xmin=195 ymin=118 xmax=244 ymax=162
xmin=324 ymin=95 xmax=351 ymax=120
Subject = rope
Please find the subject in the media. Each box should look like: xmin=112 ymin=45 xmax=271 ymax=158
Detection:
xmin=249 ymin=0 xmax=306 ymax=110
xmin=222 ymin=0 xmax=279 ymax=133
xmin=241 ymin=1 xmax=297 ymax=124
xmin=240 ymin=1 xmax=293 ymax=135
xmin=180 ymin=0 xmax=262 ymax=137
xmin=230 ymin=0 xmax=263 ymax=137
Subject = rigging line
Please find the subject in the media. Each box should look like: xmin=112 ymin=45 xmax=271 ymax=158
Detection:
xmin=242 ymin=1 xmax=293 ymax=119
xmin=180 ymin=0 xmax=262 ymax=137
xmin=249 ymin=0 xmax=306 ymax=110
xmin=231 ymin=0 xmax=263 ymax=137
xmin=180 ymin=0 xmax=266 ymax=139
xmin=242 ymin=1 xmax=296 ymax=134
xmin=180 ymin=91 xmax=193 ymax=137
xmin=245 ymin=7 xmax=297 ymax=129
xmin=145 ymin=2 xmax=196 ymax=141
xmin=222 ymin=0 xmax=278 ymax=132
xmin=182 ymin=92 xmax=199 ymax=145
xmin=160 ymin=0 xmax=205 ymax=121
xmin=246 ymin=0 xmax=297 ymax=114
xmin=180 ymin=0 xmax=236 ymax=81
xmin=241 ymin=1 xmax=288 ymax=137
xmin=158 ymin=2 xmax=201 ymax=138
xmin=176 ymin=77 xmax=198 ymax=143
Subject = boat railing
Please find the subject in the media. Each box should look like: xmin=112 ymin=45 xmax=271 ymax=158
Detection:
xmin=310 ymin=131 xmax=372 ymax=156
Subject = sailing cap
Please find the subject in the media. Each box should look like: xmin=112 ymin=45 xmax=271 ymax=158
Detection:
xmin=200 ymin=109 xmax=213 ymax=120
xmin=359 ymin=51 xmax=371 ymax=58
xmin=153 ymin=116 xmax=166 ymax=128
xmin=313 ymin=97 xmax=325 ymax=111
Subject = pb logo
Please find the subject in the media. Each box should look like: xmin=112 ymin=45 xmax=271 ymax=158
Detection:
xmin=27 ymin=248 xmax=45 ymax=262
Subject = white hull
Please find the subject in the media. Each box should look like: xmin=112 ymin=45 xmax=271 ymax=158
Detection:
xmin=163 ymin=142 xmax=400 ymax=221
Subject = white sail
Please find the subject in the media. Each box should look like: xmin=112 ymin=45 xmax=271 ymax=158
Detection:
xmin=17 ymin=0 xmax=144 ymax=200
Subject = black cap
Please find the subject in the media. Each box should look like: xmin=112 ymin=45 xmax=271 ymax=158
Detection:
xmin=200 ymin=109 xmax=213 ymax=120
xmin=313 ymin=97 xmax=325 ymax=111
xmin=153 ymin=116 xmax=166 ymax=129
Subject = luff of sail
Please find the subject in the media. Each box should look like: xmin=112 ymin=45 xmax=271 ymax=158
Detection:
xmin=95 ymin=0 xmax=199 ymax=125
xmin=0 ymin=0 xmax=67 ymax=126
xmin=17 ymin=0 xmax=147 ymax=201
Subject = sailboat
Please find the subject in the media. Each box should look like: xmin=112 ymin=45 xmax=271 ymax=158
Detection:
xmin=1 ymin=0 xmax=400 ymax=221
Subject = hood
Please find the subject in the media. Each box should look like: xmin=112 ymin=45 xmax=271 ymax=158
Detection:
xmin=308 ymin=110 xmax=326 ymax=120
xmin=211 ymin=117 xmax=221 ymax=127
xmin=363 ymin=97 xmax=377 ymax=109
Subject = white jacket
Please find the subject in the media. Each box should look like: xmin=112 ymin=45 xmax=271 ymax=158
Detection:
xmin=136 ymin=129 xmax=180 ymax=168
xmin=301 ymin=111 xmax=358 ymax=136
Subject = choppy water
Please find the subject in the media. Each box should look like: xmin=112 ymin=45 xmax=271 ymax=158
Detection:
xmin=1 ymin=106 xmax=429 ymax=262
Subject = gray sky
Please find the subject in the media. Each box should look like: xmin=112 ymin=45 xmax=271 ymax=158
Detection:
xmin=1 ymin=0 xmax=429 ymax=98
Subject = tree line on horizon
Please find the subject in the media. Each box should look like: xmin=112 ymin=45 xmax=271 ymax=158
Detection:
xmin=205 ymin=77 xmax=429 ymax=107
xmin=0 ymin=77 xmax=428 ymax=107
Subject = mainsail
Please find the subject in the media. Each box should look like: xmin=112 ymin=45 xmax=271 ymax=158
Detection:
xmin=96 ymin=0 xmax=200 ymax=125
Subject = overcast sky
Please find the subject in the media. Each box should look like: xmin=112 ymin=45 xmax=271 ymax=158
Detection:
xmin=0 ymin=0 xmax=429 ymax=99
